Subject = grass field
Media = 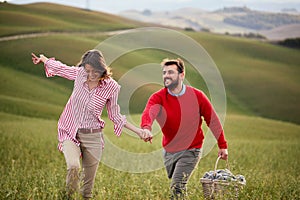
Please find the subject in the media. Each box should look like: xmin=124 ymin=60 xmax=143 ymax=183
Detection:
xmin=0 ymin=2 xmax=300 ymax=200
xmin=0 ymin=113 xmax=299 ymax=199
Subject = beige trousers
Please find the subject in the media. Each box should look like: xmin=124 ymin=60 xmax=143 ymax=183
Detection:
xmin=62 ymin=132 xmax=103 ymax=199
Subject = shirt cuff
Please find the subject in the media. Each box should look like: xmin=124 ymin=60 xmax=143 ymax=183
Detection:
xmin=44 ymin=58 xmax=56 ymax=77
xmin=141 ymin=125 xmax=152 ymax=131
xmin=114 ymin=115 xmax=127 ymax=136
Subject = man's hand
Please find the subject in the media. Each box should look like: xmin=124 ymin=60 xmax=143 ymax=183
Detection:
xmin=218 ymin=149 xmax=228 ymax=160
xmin=141 ymin=129 xmax=153 ymax=143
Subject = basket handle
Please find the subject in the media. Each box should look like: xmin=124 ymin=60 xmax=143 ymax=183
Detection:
xmin=214 ymin=156 xmax=230 ymax=176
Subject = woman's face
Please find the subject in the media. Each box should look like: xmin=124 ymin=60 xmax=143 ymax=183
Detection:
xmin=84 ymin=64 xmax=102 ymax=82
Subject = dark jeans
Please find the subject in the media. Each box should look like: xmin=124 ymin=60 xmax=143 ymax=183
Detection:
xmin=163 ymin=148 xmax=201 ymax=199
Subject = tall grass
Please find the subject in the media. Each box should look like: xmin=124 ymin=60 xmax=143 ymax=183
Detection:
xmin=1 ymin=113 xmax=299 ymax=199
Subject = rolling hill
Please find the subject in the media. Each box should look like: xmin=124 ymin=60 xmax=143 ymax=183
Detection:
xmin=0 ymin=2 xmax=299 ymax=125
xmin=0 ymin=2 xmax=149 ymax=37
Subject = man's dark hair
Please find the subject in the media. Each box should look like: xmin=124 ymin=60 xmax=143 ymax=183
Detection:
xmin=161 ymin=58 xmax=185 ymax=73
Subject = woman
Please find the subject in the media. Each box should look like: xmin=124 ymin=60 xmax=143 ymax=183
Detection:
xmin=31 ymin=50 xmax=152 ymax=199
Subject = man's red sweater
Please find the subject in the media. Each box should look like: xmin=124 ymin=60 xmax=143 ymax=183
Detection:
xmin=141 ymin=86 xmax=227 ymax=153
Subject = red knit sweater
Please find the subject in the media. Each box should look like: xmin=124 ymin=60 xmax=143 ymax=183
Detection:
xmin=141 ymin=86 xmax=227 ymax=152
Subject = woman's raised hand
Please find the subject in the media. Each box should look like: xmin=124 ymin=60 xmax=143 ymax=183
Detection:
xmin=31 ymin=53 xmax=48 ymax=64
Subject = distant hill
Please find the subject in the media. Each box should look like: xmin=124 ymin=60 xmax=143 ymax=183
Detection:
xmin=260 ymin=24 xmax=300 ymax=40
xmin=223 ymin=11 xmax=300 ymax=30
xmin=119 ymin=7 xmax=300 ymax=40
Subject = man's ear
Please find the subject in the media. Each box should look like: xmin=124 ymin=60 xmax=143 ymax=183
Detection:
xmin=179 ymin=71 xmax=185 ymax=80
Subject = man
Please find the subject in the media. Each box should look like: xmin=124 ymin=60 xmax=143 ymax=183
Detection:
xmin=141 ymin=58 xmax=228 ymax=199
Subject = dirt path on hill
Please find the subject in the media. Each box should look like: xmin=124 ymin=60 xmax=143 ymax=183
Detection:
xmin=0 ymin=30 xmax=126 ymax=42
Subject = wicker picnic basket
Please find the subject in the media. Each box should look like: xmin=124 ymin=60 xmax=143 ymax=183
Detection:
xmin=200 ymin=156 xmax=246 ymax=199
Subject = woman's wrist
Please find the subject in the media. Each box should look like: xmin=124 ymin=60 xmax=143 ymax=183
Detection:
xmin=40 ymin=54 xmax=49 ymax=63
xmin=137 ymin=129 xmax=143 ymax=138
xmin=124 ymin=122 xmax=143 ymax=138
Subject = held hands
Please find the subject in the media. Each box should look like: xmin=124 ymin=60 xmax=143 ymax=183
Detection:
xmin=31 ymin=53 xmax=48 ymax=65
xmin=124 ymin=122 xmax=152 ymax=143
xmin=139 ymin=129 xmax=153 ymax=143
xmin=218 ymin=149 xmax=228 ymax=160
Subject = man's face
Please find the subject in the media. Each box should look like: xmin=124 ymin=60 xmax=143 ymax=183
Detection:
xmin=162 ymin=64 xmax=183 ymax=90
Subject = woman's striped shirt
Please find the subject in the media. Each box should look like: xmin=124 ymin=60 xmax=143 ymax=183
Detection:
xmin=44 ymin=59 xmax=126 ymax=151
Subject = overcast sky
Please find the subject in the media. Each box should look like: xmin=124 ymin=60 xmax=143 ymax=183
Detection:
xmin=7 ymin=0 xmax=300 ymax=13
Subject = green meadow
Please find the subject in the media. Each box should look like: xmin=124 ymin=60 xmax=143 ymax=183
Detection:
xmin=0 ymin=2 xmax=299 ymax=199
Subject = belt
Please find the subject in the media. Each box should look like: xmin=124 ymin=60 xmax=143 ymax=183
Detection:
xmin=77 ymin=128 xmax=102 ymax=134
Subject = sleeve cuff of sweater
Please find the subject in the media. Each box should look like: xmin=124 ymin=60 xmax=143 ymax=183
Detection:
xmin=218 ymin=141 xmax=228 ymax=149
xmin=142 ymin=125 xmax=152 ymax=131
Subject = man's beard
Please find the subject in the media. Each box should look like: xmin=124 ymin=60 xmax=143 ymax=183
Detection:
xmin=164 ymin=77 xmax=179 ymax=90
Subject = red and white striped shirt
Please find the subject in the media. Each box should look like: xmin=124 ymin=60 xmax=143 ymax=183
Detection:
xmin=44 ymin=59 xmax=127 ymax=151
